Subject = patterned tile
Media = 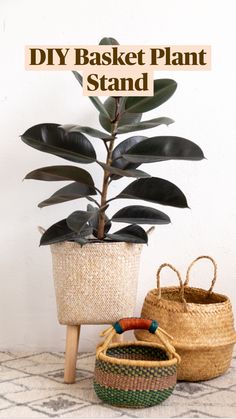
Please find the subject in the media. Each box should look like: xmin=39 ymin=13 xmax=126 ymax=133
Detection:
xmin=117 ymin=404 xmax=199 ymax=418
xmin=0 ymin=381 xmax=28 ymax=396
xmin=28 ymin=393 xmax=89 ymax=416
xmin=230 ymin=355 xmax=236 ymax=368
xmin=0 ymin=366 xmax=28 ymax=382
xmin=4 ymin=352 xmax=43 ymax=360
xmin=2 ymin=358 xmax=39 ymax=372
xmin=44 ymin=367 xmax=93 ymax=383
xmin=201 ymin=368 xmax=236 ymax=389
xmin=173 ymin=381 xmax=217 ymax=398
xmin=0 ymin=405 xmax=47 ymax=418
xmin=172 ymin=409 xmax=217 ymax=418
xmin=76 ymin=353 xmax=96 ymax=372
xmin=27 ymin=353 xmax=65 ymax=365
xmin=5 ymin=379 xmax=100 ymax=405
xmin=226 ymin=384 xmax=236 ymax=397
xmin=187 ymin=388 xmax=236 ymax=406
xmin=12 ymin=375 xmax=65 ymax=390
xmin=66 ymin=378 xmax=102 ymax=404
xmin=0 ymin=353 xmax=15 ymax=363
xmin=8 ymin=352 xmax=40 ymax=357
xmin=171 ymin=406 xmax=236 ymax=418
xmin=0 ymin=351 xmax=236 ymax=418
xmin=3 ymin=353 xmax=64 ymax=375
xmin=201 ymin=406 xmax=236 ymax=418
xmin=64 ymin=403 xmax=124 ymax=417
xmin=0 ymin=396 xmax=13 ymax=410
xmin=4 ymin=389 xmax=66 ymax=404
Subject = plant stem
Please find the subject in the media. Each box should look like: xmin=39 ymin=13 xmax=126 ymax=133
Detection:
xmin=97 ymin=98 xmax=120 ymax=239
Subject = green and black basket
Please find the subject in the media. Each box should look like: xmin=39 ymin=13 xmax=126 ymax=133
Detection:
xmin=94 ymin=318 xmax=180 ymax=408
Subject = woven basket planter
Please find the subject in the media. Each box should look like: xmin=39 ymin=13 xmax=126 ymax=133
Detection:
xmin=50 ymin=241 xmax=142 ymax=325
xmin=135 ymin=256 xmax=236 ymax=381
xmin=94 ymin=318 xmax=180 ymax=408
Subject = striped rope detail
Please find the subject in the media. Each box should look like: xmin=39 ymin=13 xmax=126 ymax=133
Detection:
xmin=94 ymin=368 xmax=177 ymax=391
xmin=93 ymin=382 xmax=175 ymax=407
xmin=95 ymin=359 xmax=177 ymax=378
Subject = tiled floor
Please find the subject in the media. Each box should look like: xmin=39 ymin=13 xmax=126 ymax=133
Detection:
xmin=0 ymin=351 xmax=236 ymax=418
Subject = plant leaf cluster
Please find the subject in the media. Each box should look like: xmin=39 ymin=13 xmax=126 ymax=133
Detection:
xmin=21 ymin=37 xmax=204 ymax=246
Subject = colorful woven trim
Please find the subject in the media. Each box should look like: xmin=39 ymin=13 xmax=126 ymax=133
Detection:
xmin=93 ymin=381 xmax=175 ymax=407
xmin=94 ymin=368 xmax=177 ymax=391
xmin=95 ymin=358 xmax=177 ymax=378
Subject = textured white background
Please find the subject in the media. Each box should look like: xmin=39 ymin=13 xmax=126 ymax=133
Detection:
xmin=1 ymin=0 xmax=236 ymax=351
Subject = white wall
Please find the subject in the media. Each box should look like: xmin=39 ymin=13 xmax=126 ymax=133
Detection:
xmin=1 ymin=0 xmax=236 ymax=352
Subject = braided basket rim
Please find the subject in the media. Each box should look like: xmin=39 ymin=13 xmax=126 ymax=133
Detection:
xmin=134 ymin=330 xmax=236 ymax=348
xmin=147 ymin=286 xmax=230 ymax=307
xmin=96 ymin=341 xmax=179 ymax=367
xmin=172 ymin=339 xmax=236 ymax=349
xmin=50 ymin=241 xmax=142 ymax=251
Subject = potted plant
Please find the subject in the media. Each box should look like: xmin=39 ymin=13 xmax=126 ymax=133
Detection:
xmin=21 ymin=37 xmax=204 ymax=382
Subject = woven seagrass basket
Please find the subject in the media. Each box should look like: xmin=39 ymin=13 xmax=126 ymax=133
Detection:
xmin=94 ymin=317 xmax=180 ymax=408
xmin=50 ymin=241 xmax=142 ymax=325
xmin=135 ymin=256 xmax=236 ymax=381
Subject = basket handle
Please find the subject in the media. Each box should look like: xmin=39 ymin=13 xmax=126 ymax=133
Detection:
xmin=113 ymin=318 xmax=158 ymax=334
xmin=156 ymin=263 xmax=187 ymax=311
xmin=184 ymin=255 xmax=217 ymax=293
xmin=97 ymin=318 xmax=181 ymax=363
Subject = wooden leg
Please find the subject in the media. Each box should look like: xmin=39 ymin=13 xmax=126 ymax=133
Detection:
xmin=64 ymin=325 xmax=81 ymax=384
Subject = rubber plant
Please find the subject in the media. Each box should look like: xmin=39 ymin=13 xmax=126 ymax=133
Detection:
xmin=21 ymin=37 xmax=204 ymax=246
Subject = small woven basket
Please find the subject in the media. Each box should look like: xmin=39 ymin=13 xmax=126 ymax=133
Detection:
xmin=135 ymin=256 xmax=236 ymax=381
xmin=94 ymin=318 xmax=180 ymax=408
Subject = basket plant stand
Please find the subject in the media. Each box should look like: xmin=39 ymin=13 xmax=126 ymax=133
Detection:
xmin=50 ymin=241 xmax=142 ymax=384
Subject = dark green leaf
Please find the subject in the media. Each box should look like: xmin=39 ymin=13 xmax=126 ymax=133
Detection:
xmin=99 ymin=97 xmax=142 ymax=133
xmin=76 ymin=226 xmax=94 ymax=237
xmin=99 ymin=37 xmax=119 ymax=45
xmin=25 ymin=165 xmax=95 ymax=186
xmin=98 ymin=97 xmax=120 ymax=133
xmin=72 ymin=71 xmax=110 ymax=118
xmin=116 ymin=177 xmax=188 ymax=208
xmin=117 ymin=117 xmax=174 ymax=134
xmin=118 ymin=110 xmax=142 ymax=129
xmin=21 ymin=123 xmax=96 ymax=164
xmin=87 ymin=204 xmax=111 ymax=235
xmin=71 ymin=236 xmax=97 ymax=247
xmin=106 ymin=224 xmax=148 ymax=244
xmin=71 ymin=237 xmax=89 ymax=246
xmin=66 ymin=210 xmax=95 ymax=234
xmin=60 ymin=124 xmax=112 ymax=140
xmin=112 ymin=205 xmax=171 ymax=224
xmin=99 ymin=114 xmax=111 ymax=133
xmin=38 ymin=182 xmax=96 ymax=208
xmin=111 ymin=135 xmax=147 ymax=180
xmin=40 ymin=219 xmax=77 ymax=246
xmin=123 ymin=136 xmax=205 ymax=163
xmin=98 ymin=162 xmax=150 ymax=178
xmin=125 ymin=79 xmax=177 ymax=113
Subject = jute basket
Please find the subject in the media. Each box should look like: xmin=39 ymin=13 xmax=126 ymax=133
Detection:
xmin=135 ymin=256 xmax=236 ymax=381
xmin=50 ymin=241 xmax=142 ymax=325
xmin=94 ymin=317 xmax=180 ymax=408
